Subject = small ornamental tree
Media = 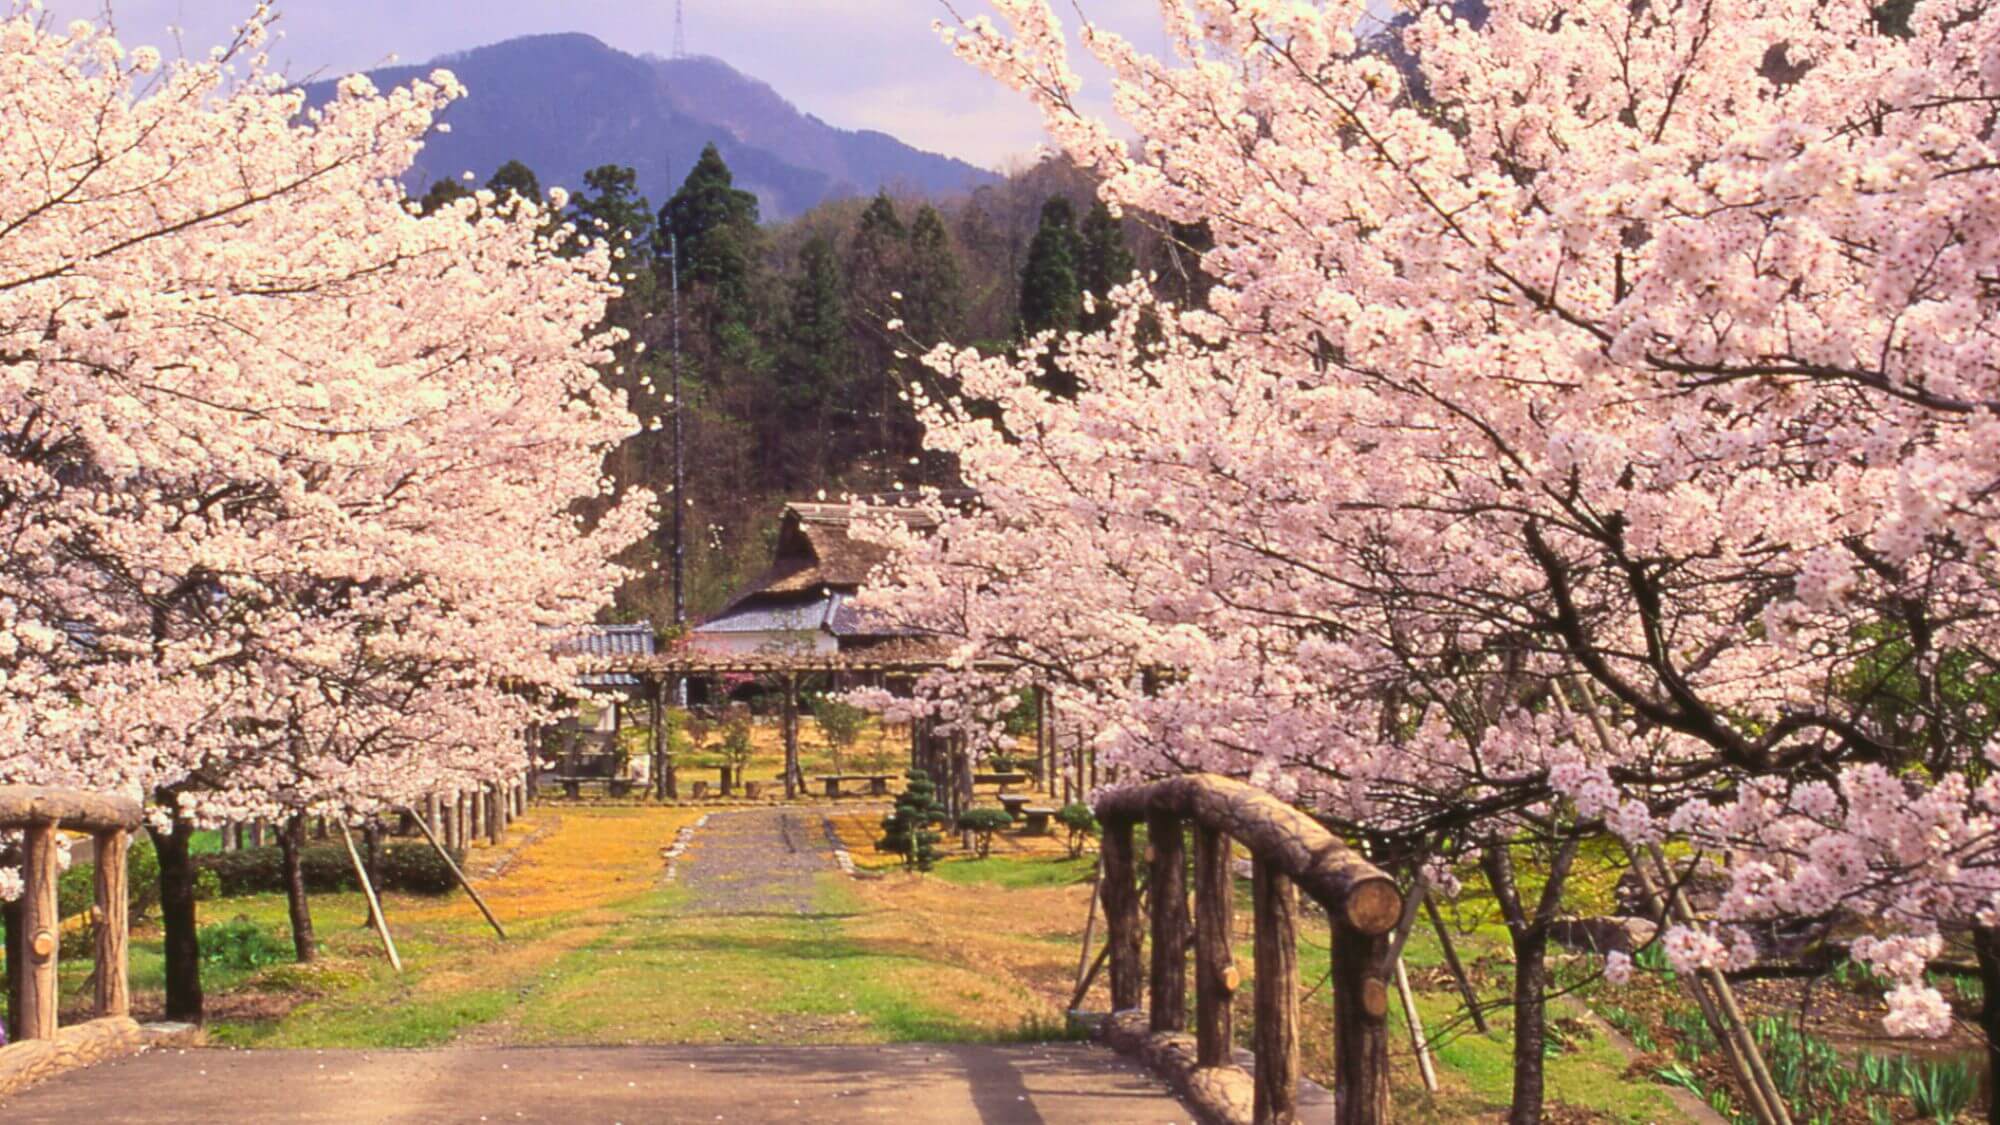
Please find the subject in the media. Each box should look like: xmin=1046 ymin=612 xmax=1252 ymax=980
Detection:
xmin=878 ymin=770 xmax=947 ymax=871
xmin=718 ymin=706 xmax=755 ymax=793
xmin=957 ymin=807 xmax=1014 ymax=859
xmin=810 ymin=694 xmax=867 ymax=774
xmin=1055 ymin=803 xmax=1097 ymax=860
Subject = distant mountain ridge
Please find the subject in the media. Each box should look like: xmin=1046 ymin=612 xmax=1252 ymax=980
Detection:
xmin=306 ymin=33 xmax=997 ymax=220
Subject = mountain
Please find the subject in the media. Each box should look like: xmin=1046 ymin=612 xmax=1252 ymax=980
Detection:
xmin=305 ymin=33 xmax=997 ymax=221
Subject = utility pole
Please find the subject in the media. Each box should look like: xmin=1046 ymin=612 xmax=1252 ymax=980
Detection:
xmin=669 ymin=228 xmax=685 ymax=636
xmin=674 ymin=0 xmax=687 ymax=59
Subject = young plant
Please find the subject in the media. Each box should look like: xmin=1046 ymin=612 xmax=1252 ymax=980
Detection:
xmin=810 ymin=694 xmax=867 ymax=774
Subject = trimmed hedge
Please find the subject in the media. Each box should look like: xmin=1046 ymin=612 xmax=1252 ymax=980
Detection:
xmin=196 ymin=841 xmax=461 ymax=897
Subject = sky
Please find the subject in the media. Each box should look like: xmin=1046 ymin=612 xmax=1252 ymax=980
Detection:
xmin=42 ymin=1 xmax=1183 ymax=169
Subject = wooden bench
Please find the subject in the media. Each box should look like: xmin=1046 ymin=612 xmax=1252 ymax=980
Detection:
xmin=815 ymin=774 xmax=897 ymax=798
xmin=1019 ymin=805 xmax=1057 ymax=835
xmin=552 ymin=776 xmax=635 ymax=799
xmin=973 ymin=771 xmax=1032 ymax=793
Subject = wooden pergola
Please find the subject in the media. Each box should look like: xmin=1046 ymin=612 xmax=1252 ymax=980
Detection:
xmin=581 ymin=648 xmax=1079 ymax=810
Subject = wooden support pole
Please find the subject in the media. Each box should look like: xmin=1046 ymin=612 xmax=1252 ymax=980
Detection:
xmin=1071 ymin=856 xmax=1102 ymax=1010
xmin=1330 ymin=921 xmax=1392 ymax=1125
xmin=338 ymin=823 xmax=401 ymax=972
xmin=93 ymin=828 xmax=130 ymax=1018
xmin=1395 ymin=956 xmax=1438 ymax=1092
xmin=1147 ymin=810 xmax=1189 ymax=1033
xmin=1194 ymin=823 xmax=1235 ymax=1068
xmin=1100 ymin=817 xmax=1144 ymax=1013
xmin=650 ymin=681 xmax=666 ymax=802
xmin=1424 ymin=895 xmax=1489 ymax=1035
xmin=405 ymin=806 xmax=507 ymax=940
xmin=20 ymin=822 xmax=60 ymax=1040
xmin=1252 ymin=860 xmax=1299 ymax=1125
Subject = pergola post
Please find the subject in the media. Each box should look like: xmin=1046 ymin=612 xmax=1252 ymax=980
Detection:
xmin=649 ymin=679 xmax=666 ymax=802
xmin=1331 ymin=920 xmax=1393 ymax=1125
xmin=1147 ymin=810 xmax=1188 ymax=1033
xmin=1193 ymin=823 xmax=1235 ymax=1067
xmin=1252 ymin=860 xmax=1300 ymax=1125
xmin=94 ymin=828 xmax=130 ymax=1018
xmin=782 ymin=672 xmax=801 ymax=800
xmin=20 ymin=821 xmax=60 ymax=1040
xmin=1100 ymin=817 xmax=1144 ymax=1013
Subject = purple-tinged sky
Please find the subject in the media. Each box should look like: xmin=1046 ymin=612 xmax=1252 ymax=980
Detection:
xmin=43 ymin=1 xmax=1189 ymax=168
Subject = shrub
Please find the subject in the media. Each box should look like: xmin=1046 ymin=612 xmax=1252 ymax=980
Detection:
xmin=196 ymin=841 xmax=460 ymax=897
xmin=718 ymin=705 xmax=755 ymax=774
xmin=957 ymin=808 xmax=1014 ymax=859
xmin=1055 ymin=803 xmax=1098 ymax=859
xmin=199 ymin=916 xmax=291 ymax=972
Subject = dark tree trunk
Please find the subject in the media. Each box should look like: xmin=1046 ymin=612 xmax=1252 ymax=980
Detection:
xmin=1483 ymin=839 xmax=1580 ymax=1125
xmin=1507 ymin=923 xmax=1551 ymax=1125
xmin=3 ymin=896 xmax=23 ymax=1039
xmin=149 ymin=816 xmax=204 ymax=1022
xmin=279 ymin=815 xmax=316 ymax=963
xmin=1973 ymin=925 xmax=2000 ymax=1125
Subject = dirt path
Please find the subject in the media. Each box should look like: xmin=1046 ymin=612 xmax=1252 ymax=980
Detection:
xmin=0 ymin=1044 xmax=1195 ymax=1123
xmin=675 ymin=806 xmax=844 ymax=915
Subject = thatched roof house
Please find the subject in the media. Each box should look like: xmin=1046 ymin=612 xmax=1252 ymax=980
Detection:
xmin=690 ymin=497 xmax=951 ymax=657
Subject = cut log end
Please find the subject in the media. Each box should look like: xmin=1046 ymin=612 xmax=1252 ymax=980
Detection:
xmin=1342 ymin=878 xmax=1404 ymax=936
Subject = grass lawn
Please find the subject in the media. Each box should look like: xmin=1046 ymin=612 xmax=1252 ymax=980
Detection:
xmin=40 ymin=803 xmax=1688 ymax=1120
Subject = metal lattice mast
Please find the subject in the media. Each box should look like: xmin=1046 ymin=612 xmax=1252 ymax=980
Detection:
xmin=673 ymin=0 xmax=687 ymax=58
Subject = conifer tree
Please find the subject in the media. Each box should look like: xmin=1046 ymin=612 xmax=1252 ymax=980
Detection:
xmin=903 ymin=205 xmax=963 ymax=347
xmin=1078 ymin=200 xmax=1134 ymax=333
xmin=878 ymin=770 xmax=946 ymax=871
xmin=1018 ymin=197 xmax=1082 ymax=338
xmin=485 ymin=159 xmax=542 ymax=205
xmin=780 ymin=233 xmax=849 ymax=487
xmin=659 ymin=143 xmax=761 ymax=331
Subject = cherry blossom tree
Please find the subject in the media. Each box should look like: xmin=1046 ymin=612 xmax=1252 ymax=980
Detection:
xmin=856 ymin=0 xmax=1999 ymax=1115
xmin=0 ymin=5 xmax=648 ymax=1018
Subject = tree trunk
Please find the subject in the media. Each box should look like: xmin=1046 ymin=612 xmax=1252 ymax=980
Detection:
xmin=3 ymin=896 xmax=22 ymax=1039
xmin=1507 ymin=923 xmax=1550 ymax=1125
xmin=365 ymin=821 xmax=387 ymax=926
xmin=280 ymin=815 xmax=316 ymax=962
xmin=1974 ymin=925 xmax=2000 ymax=1125
xmin=149 ymin=816 xmax=204 ymax=1022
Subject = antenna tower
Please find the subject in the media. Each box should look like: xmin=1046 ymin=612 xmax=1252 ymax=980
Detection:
xmin=673 ymin=0 xmax=687 ymax=58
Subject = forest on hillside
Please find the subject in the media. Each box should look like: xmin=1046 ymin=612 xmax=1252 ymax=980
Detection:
xmin=417 ymin=149 xmax=1211 ymax=625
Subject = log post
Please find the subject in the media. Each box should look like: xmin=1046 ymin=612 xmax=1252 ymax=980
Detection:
xmin=1100 ymin=816 xmax=1144 ymax=1013
xmin=1252 ymin=860 xmax=1299 ymax=1125
xmin=93 ymin=828 xmax=130 ymax=1018
xmin=20 ymin=822 xmax=61 ymax=1040
xmin=1147 ymin=810 xmax=1189 ymax=1033
xmin=486 ymin=785 xmax=501 ymax=846
xmin=650 ymin=681 xmax=667 ymax=802
xmin=1330 ymin=921 xmax=1392 ymax=1125
xmin=1194 ymin=823 xmax=1235 ymax=1067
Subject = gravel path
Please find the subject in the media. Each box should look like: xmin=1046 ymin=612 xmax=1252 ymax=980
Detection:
xmin=674 ymin=806 xmax=844 ymax=915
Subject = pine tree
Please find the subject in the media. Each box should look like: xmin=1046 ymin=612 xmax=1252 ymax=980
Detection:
xmin=903 ymin=204 xmax=963 ymax=347
xmin=416 ymin=177 xmax=473 ymax=216
xmin=659 ymin=144 xmax=761 ymax=331
xmin=569 ymin=164 xmax=654 ymax=283
xmin=878 ymin=770 xmax=946 ymax=871
xmin=1078 ymin=200 xmax=1135 ymax=333
xmin=485 ymin=159 xmax=542 ymax=205
xmin=779 ymin=233 xmax=849 ymax=487
xmin=1019 ymin=196 xmax=1082 ymax=338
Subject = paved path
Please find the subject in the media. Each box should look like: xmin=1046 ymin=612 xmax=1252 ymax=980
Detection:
xmin=2 ymin=1043 xmax=1194 ymax=1123
xmin=676 ymin=806 xmax=843 ymax=915
xmin=6 ymin=808 xmax=1197 ymax=1123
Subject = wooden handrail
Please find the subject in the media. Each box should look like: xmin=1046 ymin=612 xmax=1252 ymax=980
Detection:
xmin=1095 ymin=773 xmax=1398 ymax=1125
xmin=1095 ymin=773 xmax=1401 ymax=934
xmin=0 ymin=786 xmax=143 ymax=833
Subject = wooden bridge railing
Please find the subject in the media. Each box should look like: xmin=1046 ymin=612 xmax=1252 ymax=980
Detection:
xmin=0 ymin=786 xmax=145 ymax=1040
xmin=1095 ymin=774 xmax=1402 ymax=1125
